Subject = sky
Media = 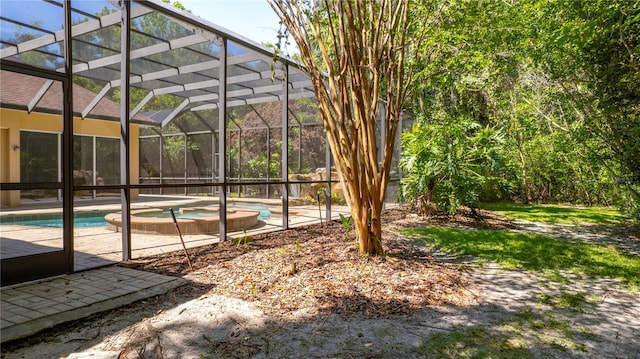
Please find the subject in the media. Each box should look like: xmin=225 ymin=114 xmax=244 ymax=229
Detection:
xmin=178 ymin=0 xmax=283 ymax=47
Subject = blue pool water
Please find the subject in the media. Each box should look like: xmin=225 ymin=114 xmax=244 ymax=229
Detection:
xmin=229 ymin=204 xmax=272 ymax=220
xmin=3 ymin=215 xmax=108 ymax=228
xmin=1 ymin=203 xmax=272 ymax=228
xmin=137 ymin=205 xmax=271 ymax=221
xmin=135 ymin=210 xmax=217 ymax=220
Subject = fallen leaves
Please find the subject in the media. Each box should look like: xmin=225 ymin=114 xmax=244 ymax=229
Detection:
xmin=141 ymin=207 xmax=498 ymax=320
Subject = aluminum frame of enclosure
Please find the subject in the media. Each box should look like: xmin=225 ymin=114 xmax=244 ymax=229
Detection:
xmin=1 ymin=0 xmax=410 ymax=287
xmin=0 ymin=0 xmax=328 ymax=286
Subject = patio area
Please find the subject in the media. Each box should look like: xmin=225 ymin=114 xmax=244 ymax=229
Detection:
xmin=0 ymin=265 xmax=186 ymax=343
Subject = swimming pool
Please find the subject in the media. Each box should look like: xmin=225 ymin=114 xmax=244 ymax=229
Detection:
xmin=0 ymin=203 xmax=272 ymax=228
xmin=0 ymin=212 xmax=109 ymax=228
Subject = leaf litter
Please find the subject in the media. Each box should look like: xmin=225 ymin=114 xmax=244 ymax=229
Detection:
xmin=142 ymin=207 xmax=479 ymax=321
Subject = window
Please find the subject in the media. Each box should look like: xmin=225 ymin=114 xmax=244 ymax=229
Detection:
xmin=20 ymin=131 xmax=59 ymax=200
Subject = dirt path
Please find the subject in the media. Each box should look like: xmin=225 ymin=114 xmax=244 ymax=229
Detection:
xmin=2 ymin=211 xmax=639 ymax=358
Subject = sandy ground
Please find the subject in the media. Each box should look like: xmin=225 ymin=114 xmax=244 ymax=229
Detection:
xmin=2 ymin=209 xmax=639 ymax=359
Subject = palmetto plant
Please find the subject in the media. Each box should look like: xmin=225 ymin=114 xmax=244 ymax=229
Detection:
xmin=400 ymin=117 xmax=506 ymax=214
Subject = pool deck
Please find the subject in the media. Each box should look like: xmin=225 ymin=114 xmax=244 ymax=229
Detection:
xmin=0 ymin=265 xmax=186 ymax=343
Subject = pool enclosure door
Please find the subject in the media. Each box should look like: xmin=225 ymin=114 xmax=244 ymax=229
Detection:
xmin=0 ymin=69 xmax=73 ymax=286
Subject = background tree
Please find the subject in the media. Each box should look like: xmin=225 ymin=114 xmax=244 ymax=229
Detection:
xmin=268 ymin=0 xmax=414 ymax=255
xmin=402 ymin=0 xmax=639 ymax=218
xmin=535 ymin=0 xmax=640 ymax=216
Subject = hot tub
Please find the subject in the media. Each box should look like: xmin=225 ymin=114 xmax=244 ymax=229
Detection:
xmin=104 ymin=207 xmax=260 ymax=235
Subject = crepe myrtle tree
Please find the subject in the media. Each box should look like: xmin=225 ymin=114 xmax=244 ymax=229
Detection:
xmin=268 ymin=0 xmax=415 ymax=255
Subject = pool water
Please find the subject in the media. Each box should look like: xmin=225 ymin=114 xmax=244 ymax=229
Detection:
xmin=229 ymin=204 xmax=272 ymax=220
xmin=3 ymin=215 xmax=108 ymax=228
xmin=135 ymin=210 xmax=217 ymax=220
xmin=1 ymin=203 xmax=272 ymax=228
xmin=137 ymin=205 xmax=271 ymax=221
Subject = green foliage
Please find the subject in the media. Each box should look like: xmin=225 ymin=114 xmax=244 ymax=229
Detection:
xmin=400 ymin=116 xmax=507 ymax=214
xmin=537 ymin=291 xmax=596 ymax=312
xmin=339 ymin=214 xmax=354 ymax=237
xmin=405 ymin=0 xmax=640 ymax=216
xmin=417 ymin=307 xmax=595 ymax=357
xmin=617 ymin=189 xmax=640 ymax=221
xmin=242 ymin=153 xmax=281 ymax=180
xmin=232 ymin=228 xmax=253 ymax=246
xmin=7 ymin=22 xmax=64 ymax=70
xmin=479 ymin=203 xmax=628 ymax=225
xmin=315 ymin=187 xmax=347 ymax=206
xmin=160 ymin=135 xmax=187 ymax=177
xmin=505 ymin=309 xmax=589 ymax=352
xmin=403 ymin=227 xmax=640 ymax=291
xmin=416 ymin=326 xmax=533 ymax=358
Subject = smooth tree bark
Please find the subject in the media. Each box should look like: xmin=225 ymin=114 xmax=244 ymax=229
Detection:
xmin=268 ymin=0 xmax=413 ymax=255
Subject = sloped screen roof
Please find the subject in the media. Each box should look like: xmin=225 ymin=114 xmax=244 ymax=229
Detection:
xmin=0 ymin=0 xmax=316 ymax=128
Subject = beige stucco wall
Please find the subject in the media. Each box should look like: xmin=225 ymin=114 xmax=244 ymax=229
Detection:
xmin=0 ymin=128 xmax=11 ymax=206
xmin=0 ymin=108 xmax=141 ymax=207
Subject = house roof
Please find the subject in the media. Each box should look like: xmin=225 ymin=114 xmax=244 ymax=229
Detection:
xmin=0 ymin=70 xmax=156 ymax=126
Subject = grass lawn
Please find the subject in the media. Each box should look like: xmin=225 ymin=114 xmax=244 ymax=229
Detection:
xmin=479 ymin=202 xmax=628 ymax=225
xmin=402 ymin=226 xmax=640 ymax=291
xmin=400 ymin=204 xmax=639 ymax=356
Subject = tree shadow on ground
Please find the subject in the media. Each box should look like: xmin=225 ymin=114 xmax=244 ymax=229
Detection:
xmin=478 ymin=203 xmax=628 ymax=225
xmin=3 ymin=259 xmax=638 ymax=358
xmin=3 ymin=212 xmax=638 ymax=358
xmin=142 ymin=221 xmax=344 ymax=277
xmin=0 ymin=280 xmax=214 ymax=355
xmin=29 ymin=283 xmax=632 ymax=359
xmin=403 ymin=226 xmax=640 ymax=290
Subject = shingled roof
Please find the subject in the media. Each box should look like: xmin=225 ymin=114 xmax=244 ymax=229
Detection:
xmin=0 ymin=70 xmax=155 ymax=126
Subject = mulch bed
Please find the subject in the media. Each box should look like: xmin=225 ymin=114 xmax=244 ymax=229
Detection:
xmin=141 ymin=206 xmax=513 ymax=319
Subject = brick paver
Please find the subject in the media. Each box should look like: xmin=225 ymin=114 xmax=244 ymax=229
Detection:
xmin=0 ymin=266 xmax=186 ymax=343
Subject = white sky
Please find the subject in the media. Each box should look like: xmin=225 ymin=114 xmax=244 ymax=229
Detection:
xmin=178 ymin=0 xmax=283 ymax=47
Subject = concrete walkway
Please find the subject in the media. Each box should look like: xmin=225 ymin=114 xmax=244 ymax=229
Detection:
xmin=0 ymin=266 xmax=186 ymax=343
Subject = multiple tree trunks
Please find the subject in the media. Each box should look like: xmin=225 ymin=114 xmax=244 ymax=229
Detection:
xmin=269 ymin=0 xmax=413 ymax=255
